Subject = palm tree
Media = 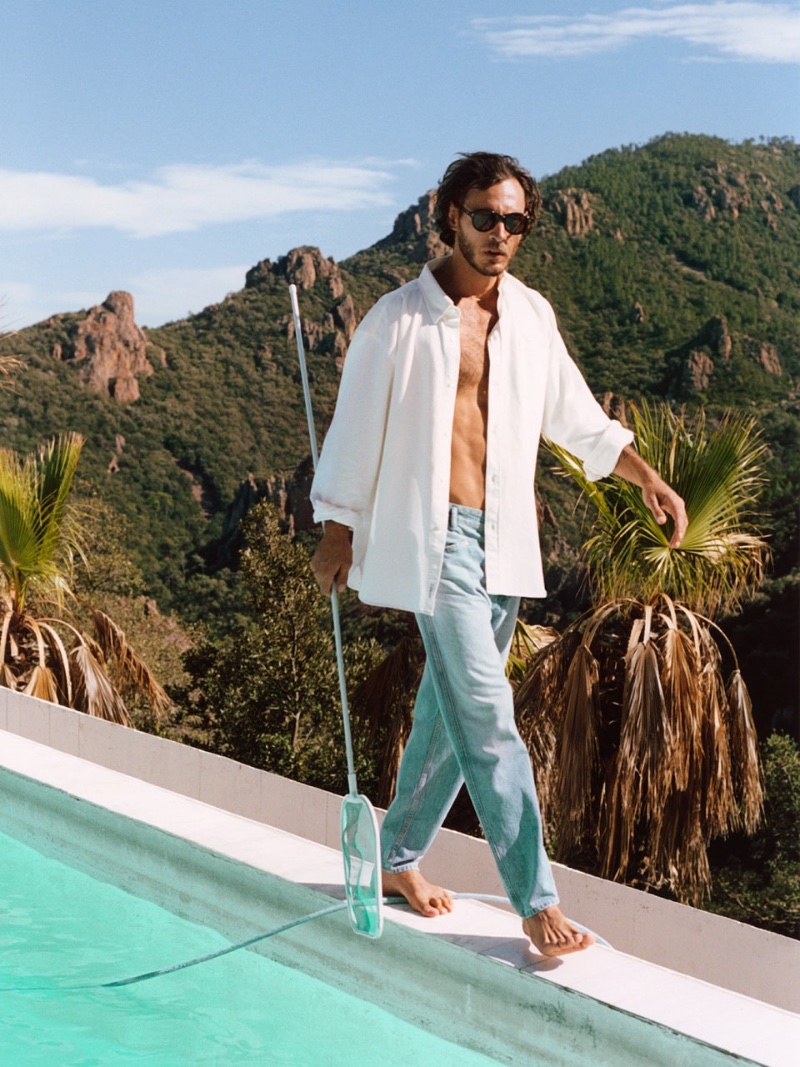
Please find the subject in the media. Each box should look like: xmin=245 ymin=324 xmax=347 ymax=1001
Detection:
xmin=0 ymin=433 xmax=169 ymax=724
xmin=516 ymin=402 xmax=768 ymax=904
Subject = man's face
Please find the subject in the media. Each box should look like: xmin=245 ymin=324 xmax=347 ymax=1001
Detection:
xmin=448 ymin=178 xmax=527 ymax=278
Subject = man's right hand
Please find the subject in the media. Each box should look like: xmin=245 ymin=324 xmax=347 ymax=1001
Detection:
xmin=310 ymin=521 xmax=353 ymax=595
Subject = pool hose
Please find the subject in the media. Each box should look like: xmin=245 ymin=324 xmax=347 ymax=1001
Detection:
xmin=0 ymin=894 xmax=609 ymax=994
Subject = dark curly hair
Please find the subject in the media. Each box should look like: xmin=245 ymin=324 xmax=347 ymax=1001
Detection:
xmin=435 ymin=152 xmax=541 ymax=247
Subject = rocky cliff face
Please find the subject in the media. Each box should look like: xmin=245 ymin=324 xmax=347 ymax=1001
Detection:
xmin=53 ymin=291 xmax=156 ymax=402
xmin=673 ymin=315 xmax=782 ymax=395
xmin=245 ymin=245 xmax=345 ymax=296
xmin=376 ymin=191 xmax=449 ymax=262
xmin=547 ymin=189 xmax=595 ymax=236
xmin=691 ymin=162 xmax=785 ymax=228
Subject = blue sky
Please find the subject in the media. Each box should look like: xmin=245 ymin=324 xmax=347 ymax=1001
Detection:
xmin=2 ymin=1 xmax=798 ymax=328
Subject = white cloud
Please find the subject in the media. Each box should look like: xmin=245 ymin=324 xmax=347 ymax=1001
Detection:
xmin=130 ymin=266 xmax=249 ymax=325
xmin=0 ymin=160 xmax=398 ymax=238
xmin=473 ymin=3 xmax=800 ymax=63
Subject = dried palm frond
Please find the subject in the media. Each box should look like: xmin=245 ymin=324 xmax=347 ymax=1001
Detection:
xmin=554 ymin=641 xmax=599 ymax=849
xmin=517 ymin=587 xmax=763 ymax=903
xmin=658 ymin=600 xmax=702 ymax=792
xmin=726 ymin=669 xmax=763 ymax=832
xmin=71 ymin=641 xmax=131 ymax=725
xmin=515 ymin=627 xmax=578 ymax=822
xmin=84 ymin=604 xmax=170 ymax=717
xmin=23 ymin=664 xmax=60 ymax=702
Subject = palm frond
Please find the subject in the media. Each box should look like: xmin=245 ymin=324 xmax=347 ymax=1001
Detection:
xmin=506 ymin=620 xmax=558 ymax=687
xmin=0 ymin=434 xmax=84 ymax=611
xmin=24 ymin=664 xmax=60 ymax=703
xmin=554 ymin=642 xmax=599 ymax=848
xmin=547 ymin=402 xmax=769 ymax=615
xmin=71 ymin=640 xmax=132 ymax=725
xmin=726 ymin=669 xmax=764 ymax=833
xmin=86 ymin=604 xmax=170 ymax=716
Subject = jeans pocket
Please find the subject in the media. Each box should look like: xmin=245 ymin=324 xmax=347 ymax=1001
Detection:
xmin=443 ymin=529 xmax=467 ymax=555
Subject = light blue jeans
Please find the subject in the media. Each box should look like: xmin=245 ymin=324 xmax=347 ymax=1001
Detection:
xmin=381 ymin=504 xmax=559 ymax=919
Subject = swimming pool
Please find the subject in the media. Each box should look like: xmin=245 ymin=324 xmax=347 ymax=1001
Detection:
xmin=0 ymin=739 xmax=777 ymax=1067
xmin=0 ymin=827 xmax=504 ymax=1065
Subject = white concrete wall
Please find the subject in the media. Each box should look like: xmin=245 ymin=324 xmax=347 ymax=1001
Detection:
xmin=2 ymin=686 xmax=798 ymax=1013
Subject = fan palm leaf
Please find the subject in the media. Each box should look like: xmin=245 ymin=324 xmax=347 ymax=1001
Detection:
xmin=0 ymin=433 xmax=84 ymax=612
xmin=0 ymin=435 xmax=169 ymax=726
xmin=548 ymin=403 xmax=769 ymax=614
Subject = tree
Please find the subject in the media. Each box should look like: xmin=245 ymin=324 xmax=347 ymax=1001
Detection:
xmin=707 ymin=733 xmax=800 ymax=937
xmin=182 ymin=502 xmax=382 ymax=791
xmin=515 ymin=402 xmax=769 ymax=904
xmin=0 ymin=433 xmax=169 ymax=723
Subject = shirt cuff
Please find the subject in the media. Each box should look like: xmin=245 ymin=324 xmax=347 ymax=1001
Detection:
xmin=581 ymin=422 xmax=635 ymax=482
xmin=311 ymin=501 xmax=361 ymax=529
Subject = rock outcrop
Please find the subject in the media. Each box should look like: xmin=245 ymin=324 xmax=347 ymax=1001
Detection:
xmin=55 ymin=291 xmax=155 ymax=402
xmin=685 ymin=350 xmax=716 ymax=392
xmin=246 ymin=246 xmax=344 ymax=296
xmin=377 ymin=191 xmax=449 ymax=262
xmin=691 ymin=163 xmax=784 ymax=227
xmin=672 ymin=315 xmax=782 ymax=396
xmin=547 ymin=189 xmax=595 ymax=236
xmin=743 ymin=337 xmax=782 ymax=376
xmin=213 ymin=459 xmax=316 ymax=567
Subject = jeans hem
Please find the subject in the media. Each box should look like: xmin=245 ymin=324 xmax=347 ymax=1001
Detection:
xmin=381 ymin=861 xmax=420 ymax=874
xmin=519 ymin=896 xmax=561 ymax=920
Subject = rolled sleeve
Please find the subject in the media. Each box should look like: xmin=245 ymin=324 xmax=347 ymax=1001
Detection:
xmin=580 ymin=420 xmax=635 ymax=481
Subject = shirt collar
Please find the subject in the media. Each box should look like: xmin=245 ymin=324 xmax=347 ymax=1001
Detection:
xmin=418 ymin=257 xmax=509 ymax=322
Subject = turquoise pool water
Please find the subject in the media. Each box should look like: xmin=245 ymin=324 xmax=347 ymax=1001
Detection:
xmin=1 ymin=829 xmax=505 ymax=1066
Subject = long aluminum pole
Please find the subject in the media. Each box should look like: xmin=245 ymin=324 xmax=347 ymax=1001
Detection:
xmin=289 ymin=284 xmax=358 ymax=795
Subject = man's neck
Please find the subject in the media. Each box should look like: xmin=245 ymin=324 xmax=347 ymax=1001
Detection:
xmin=432 ymin=255 xmax=503 ymax=305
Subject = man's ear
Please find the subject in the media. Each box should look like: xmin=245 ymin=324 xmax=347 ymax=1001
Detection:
xmin=447 ymin=201 xmax=460 ymax=234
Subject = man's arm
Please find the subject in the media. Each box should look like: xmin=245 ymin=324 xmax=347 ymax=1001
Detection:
xmin=613 ymin=444 xmax=688 ymax=549
xmin=311 ymin=520 xmax=352 ymax=595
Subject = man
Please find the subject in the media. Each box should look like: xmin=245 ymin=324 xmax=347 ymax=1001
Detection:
xmin=310 ymin=152 xmax=687 ymax=957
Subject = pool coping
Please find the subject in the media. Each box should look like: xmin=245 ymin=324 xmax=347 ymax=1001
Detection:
xmin=1 ymin=729 xmax=797 ymax=1067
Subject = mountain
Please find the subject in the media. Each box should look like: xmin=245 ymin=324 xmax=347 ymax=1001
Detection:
xmin=2 ymin=134 xmax=798 ymax=694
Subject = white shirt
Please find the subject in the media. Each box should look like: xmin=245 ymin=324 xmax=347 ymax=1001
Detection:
xmin=311 ymin=259 xmax=634 ymax=615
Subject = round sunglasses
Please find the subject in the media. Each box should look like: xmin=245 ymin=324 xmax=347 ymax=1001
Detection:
xmin=461 ymin=206 xmax=531 ymax=236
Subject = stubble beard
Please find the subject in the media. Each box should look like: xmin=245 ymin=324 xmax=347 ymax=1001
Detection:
xmin=455 ymin=226 xmax=515 ymax=278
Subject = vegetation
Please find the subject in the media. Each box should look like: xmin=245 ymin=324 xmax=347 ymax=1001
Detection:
xmin=707 ymin=733 xmax=800 ymax=938
xmin=0 ymin=434 xmax=169 ymax=723
xmin=515 ymin=403 xmax=769 ymax=905
xmin=178 ymin=502 xmax=382 ymax=792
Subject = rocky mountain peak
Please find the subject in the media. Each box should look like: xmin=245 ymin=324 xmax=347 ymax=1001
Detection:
xmin=246 ymin=246 xmax=344 ymax=296
xmin=377 ymin=191 xmax=449 ymax=262
xmin=53 ymin=291 xmax=155 ymax=403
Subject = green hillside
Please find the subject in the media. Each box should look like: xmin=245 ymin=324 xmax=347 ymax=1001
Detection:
xmin=2 ymin=133 xmax=798 ymax=717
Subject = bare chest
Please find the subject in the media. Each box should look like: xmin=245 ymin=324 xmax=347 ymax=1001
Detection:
xmin=457 ymin=304 xmax=496 ymax=390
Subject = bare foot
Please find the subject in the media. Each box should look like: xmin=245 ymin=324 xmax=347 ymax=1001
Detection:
xmin=522 ymin=906 xmax=595 ymax=957
xmin=382 ymin=869 xmax=453 ymax=918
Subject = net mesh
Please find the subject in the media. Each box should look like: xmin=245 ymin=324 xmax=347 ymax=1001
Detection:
xmin=340 ymin=795 xmax=384 ymax=939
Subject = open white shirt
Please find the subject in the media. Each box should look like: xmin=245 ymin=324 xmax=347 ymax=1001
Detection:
xmin=311 ymin=259 xmax=633 ymax=615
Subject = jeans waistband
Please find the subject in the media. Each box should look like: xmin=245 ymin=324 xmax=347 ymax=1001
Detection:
xmin=448 ymin=503 xmax=485 ymax=531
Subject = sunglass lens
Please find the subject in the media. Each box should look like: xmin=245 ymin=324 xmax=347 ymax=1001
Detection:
xmin=505 ymin=214 xmax=527 ymax=235
xmin=470 ymin=210 xmax=494 ymax=232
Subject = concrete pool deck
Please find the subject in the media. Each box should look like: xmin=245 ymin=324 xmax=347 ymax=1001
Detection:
xmin=1 ymin=701 xmax=798 ymax=1067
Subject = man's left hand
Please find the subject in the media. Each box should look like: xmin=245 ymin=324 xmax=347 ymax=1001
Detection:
xmin=613 ymin=445 xmax=688 ymax=548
